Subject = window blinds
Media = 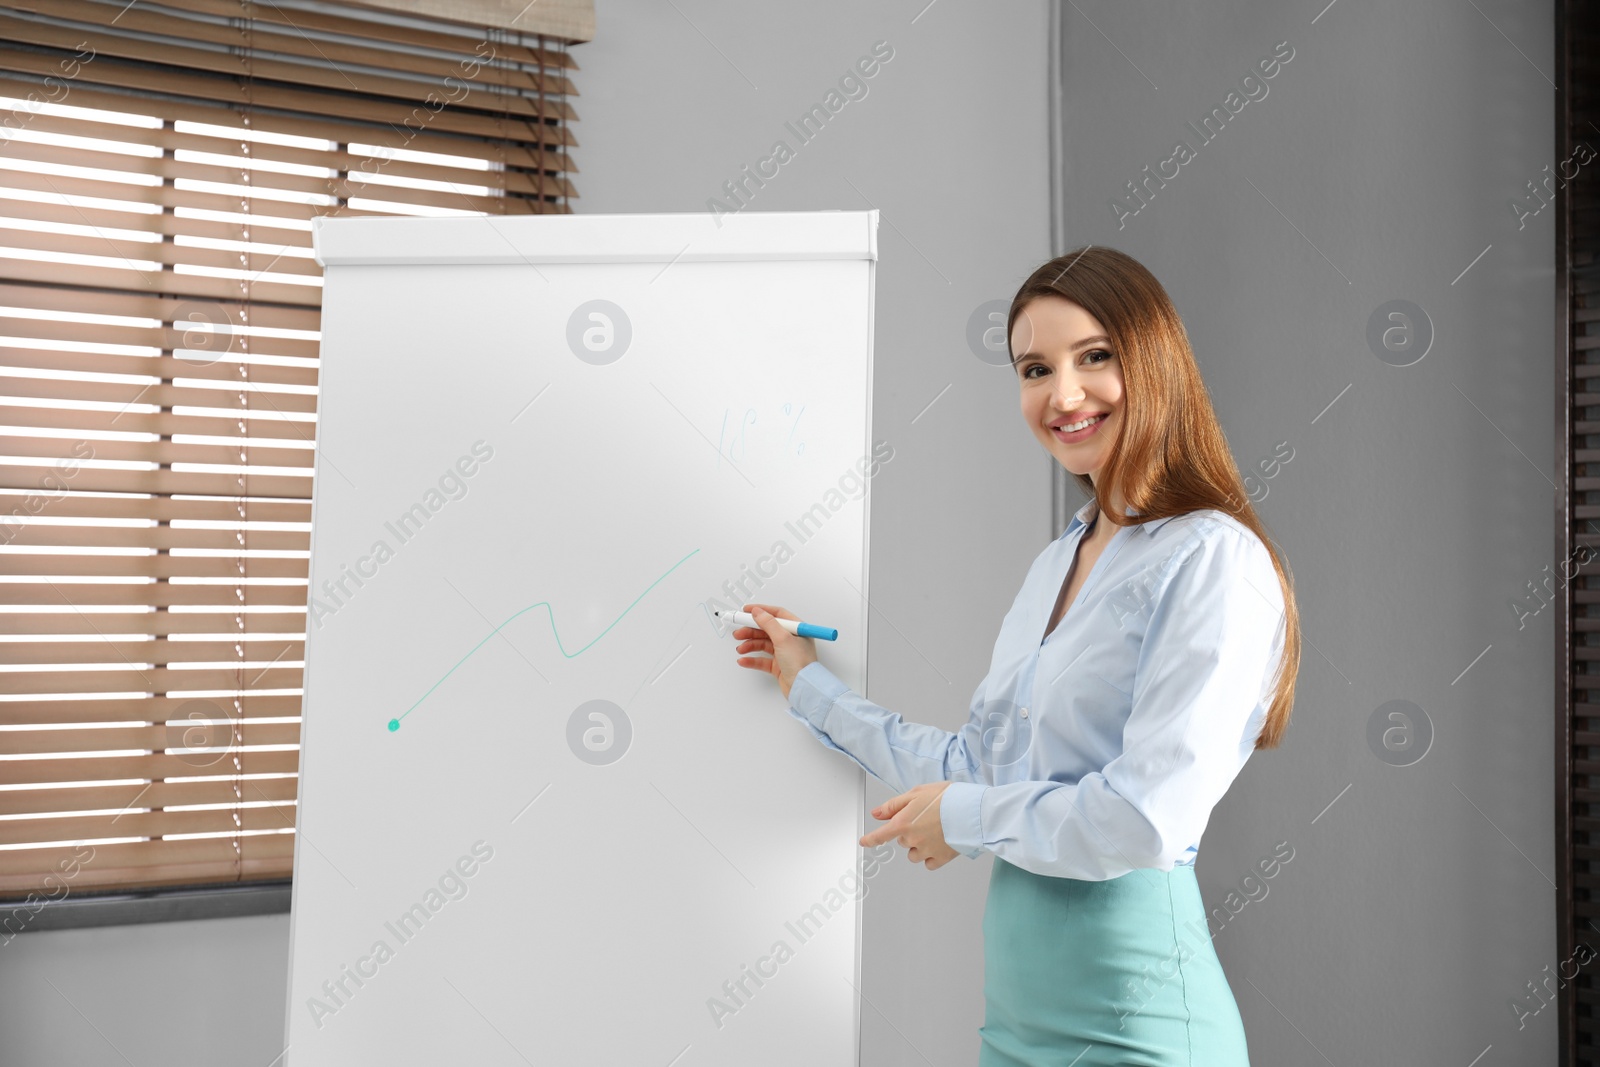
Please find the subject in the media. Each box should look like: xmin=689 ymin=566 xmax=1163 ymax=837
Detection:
xmin=0 ymin=0 xmax=579 ymax=900
xmin=1560 ymin=0 xmax=1600 ymax=1056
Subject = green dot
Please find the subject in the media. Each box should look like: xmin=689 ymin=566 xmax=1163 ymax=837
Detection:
xmin=388 ymin=718 xmax=400 ymax=732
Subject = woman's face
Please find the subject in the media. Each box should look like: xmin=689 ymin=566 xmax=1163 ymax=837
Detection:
xmin=1011 ymin=294 xmax=1124 ymax=483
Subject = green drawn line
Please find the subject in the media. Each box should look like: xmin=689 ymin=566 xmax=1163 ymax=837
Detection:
xmin=387 ymin=547 xmax=701 ymax=732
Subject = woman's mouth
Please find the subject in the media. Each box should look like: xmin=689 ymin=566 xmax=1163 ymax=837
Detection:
xmin=1051 ymin=413 xmax=1108 ymax=443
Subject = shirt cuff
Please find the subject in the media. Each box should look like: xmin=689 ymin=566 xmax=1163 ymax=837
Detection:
xmin=787 ymin=660 xmax=849 ymax=729
xmin=940 ymin=781 xmax=986 ymax=859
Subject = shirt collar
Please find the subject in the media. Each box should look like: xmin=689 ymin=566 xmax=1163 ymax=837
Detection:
xmin=1065 ymin=498 xmax=1179 ymax=539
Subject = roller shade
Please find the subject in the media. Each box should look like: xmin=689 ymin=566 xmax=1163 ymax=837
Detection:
xmin=0 ymin=0 xmax=580 ymax=901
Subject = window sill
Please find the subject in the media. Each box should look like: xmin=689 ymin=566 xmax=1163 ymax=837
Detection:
xmin=1 ymin=880 xmax=291 ymax=936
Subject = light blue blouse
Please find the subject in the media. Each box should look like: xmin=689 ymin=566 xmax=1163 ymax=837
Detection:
xmin=784 ymin=499 xmax=1287 ymax=881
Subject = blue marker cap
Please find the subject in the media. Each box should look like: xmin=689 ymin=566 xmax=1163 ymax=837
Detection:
xmin=797 ymin=622 xmax=838 ymax=641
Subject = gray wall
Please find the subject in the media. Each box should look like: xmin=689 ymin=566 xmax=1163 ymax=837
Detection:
xmin=0 ymin=1 xmax=1561 ymax=1065
xmin=1050 ymin=1 xmax=1556 ymax=1064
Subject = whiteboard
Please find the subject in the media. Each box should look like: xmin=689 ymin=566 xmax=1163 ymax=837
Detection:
xmin=284 ymin=210 xmax=880 ymax=1065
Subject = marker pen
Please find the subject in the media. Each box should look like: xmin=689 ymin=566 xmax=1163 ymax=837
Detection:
xmin=714 ymin=609 xmax=838 ymax=642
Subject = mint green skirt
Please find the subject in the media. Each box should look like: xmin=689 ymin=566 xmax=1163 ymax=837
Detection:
xmin=979 ymin=858 xmax=1251 ymax=1067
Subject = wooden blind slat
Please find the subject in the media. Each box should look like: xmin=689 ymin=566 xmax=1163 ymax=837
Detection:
xmin=0 ymin=834 xmax=295 ymax=887
xmin=0 ymin=44 xmax=578 ymax=143
xmin=0 ymin=720 xmax=301 ymax=755
xmin=0 ymin=854 xmax=294 ymax=895
xmin=0 ymin=432 xmax=317 ymax=468
xmin=0 ymin=283 xmax=321 ymax=333
xmin=0 ymin=852 xmax=294 ymax=894
xmin=0 ymin=526 xmax=311 ymax=552
xmin=0 ymin=554 xmax=309 ymax=578
xmin=0 ymin=165 xmax=551 ymax=231
xmin=0 ymin=350 xmax=320 ymax=388
xmin=0 ymin=156 xmax=565 ymax=226
xmin=0 ymin=491 xmax=312 ymax=525
xmin=0 ymin=403 xmax=321 ymax=442
xmin=0 ymin=583 xmax=310 ymax=608
xmin=0 ymin=315 xmax=320 ymax=362
xmin=0 ymin=220 xmax=323 ymax=278
xmin=0 ymin=72 xmax=577 ymax=161
xmin=0 ymin=166 xmax=384 ymax=227
xmin=0 ymin=376 xmax=320 ymax=415
xmin=0 ymin=694 xmax=303 ymax=727
xmin=0 ymin=611 xmax=307 ymax=637
xmin=0 ymin=131 xmax=570 ymax=206
xmin=0 ymin=17 xmax=575 ymax=120
xmin=0 ymin=804 xmax=298 ymax=848
xmin=4 ymin=639 xmax=305 ymax=667
xmin=101 ymin=0 xmax=581 ymax=70
xmin=0 ymin=257 xmax=324 ymax=308
xmin=0 ymin=193 xmax=316 ymax=249
xmin=0 ymin=749 xmax=301 ymax=786
xmin=5 ymin=668 xmax=303 ymax=699
xmin=0 ymin=108 xmax=557 ymax=198
xmin=0 ymin=774 xmax=299 ymax=816
xmin=0 ymin=468 xmax=312 ymax=498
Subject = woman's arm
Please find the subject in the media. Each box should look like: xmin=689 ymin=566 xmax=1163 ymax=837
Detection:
xmin=786 ymin=661 xmax=988 ymax=795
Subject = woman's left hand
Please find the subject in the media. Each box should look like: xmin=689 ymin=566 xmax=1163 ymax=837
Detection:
xmin=860 ymin=781 xmax=958 ymax=870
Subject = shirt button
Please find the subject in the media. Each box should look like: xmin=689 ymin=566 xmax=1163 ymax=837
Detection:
xmin=1019 ymin=707 xmax=1030 ymax=719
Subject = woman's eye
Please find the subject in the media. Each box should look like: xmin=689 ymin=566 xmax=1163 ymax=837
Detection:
xmin=1021 ymin=351 xmax=1111 ymax=377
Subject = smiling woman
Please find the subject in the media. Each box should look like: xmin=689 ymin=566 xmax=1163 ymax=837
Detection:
xmin=734 ymin=245 xmax=1303 ymax=1067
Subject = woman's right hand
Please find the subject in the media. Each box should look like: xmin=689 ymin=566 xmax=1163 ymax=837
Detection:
xmin=732 ymin=603 xmax=818 ymax=701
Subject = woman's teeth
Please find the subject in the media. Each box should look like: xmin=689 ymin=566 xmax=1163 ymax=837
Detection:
xmin=1058 ymin=415 xmax=1106 ymax=433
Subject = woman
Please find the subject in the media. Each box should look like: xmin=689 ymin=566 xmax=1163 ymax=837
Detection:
xmin=731 ymin=246 xmax=1301 ymax=1067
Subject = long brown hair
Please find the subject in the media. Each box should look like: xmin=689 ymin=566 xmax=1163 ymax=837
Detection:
xmin=1007 ymin=246 xmax=1299 ymax=750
